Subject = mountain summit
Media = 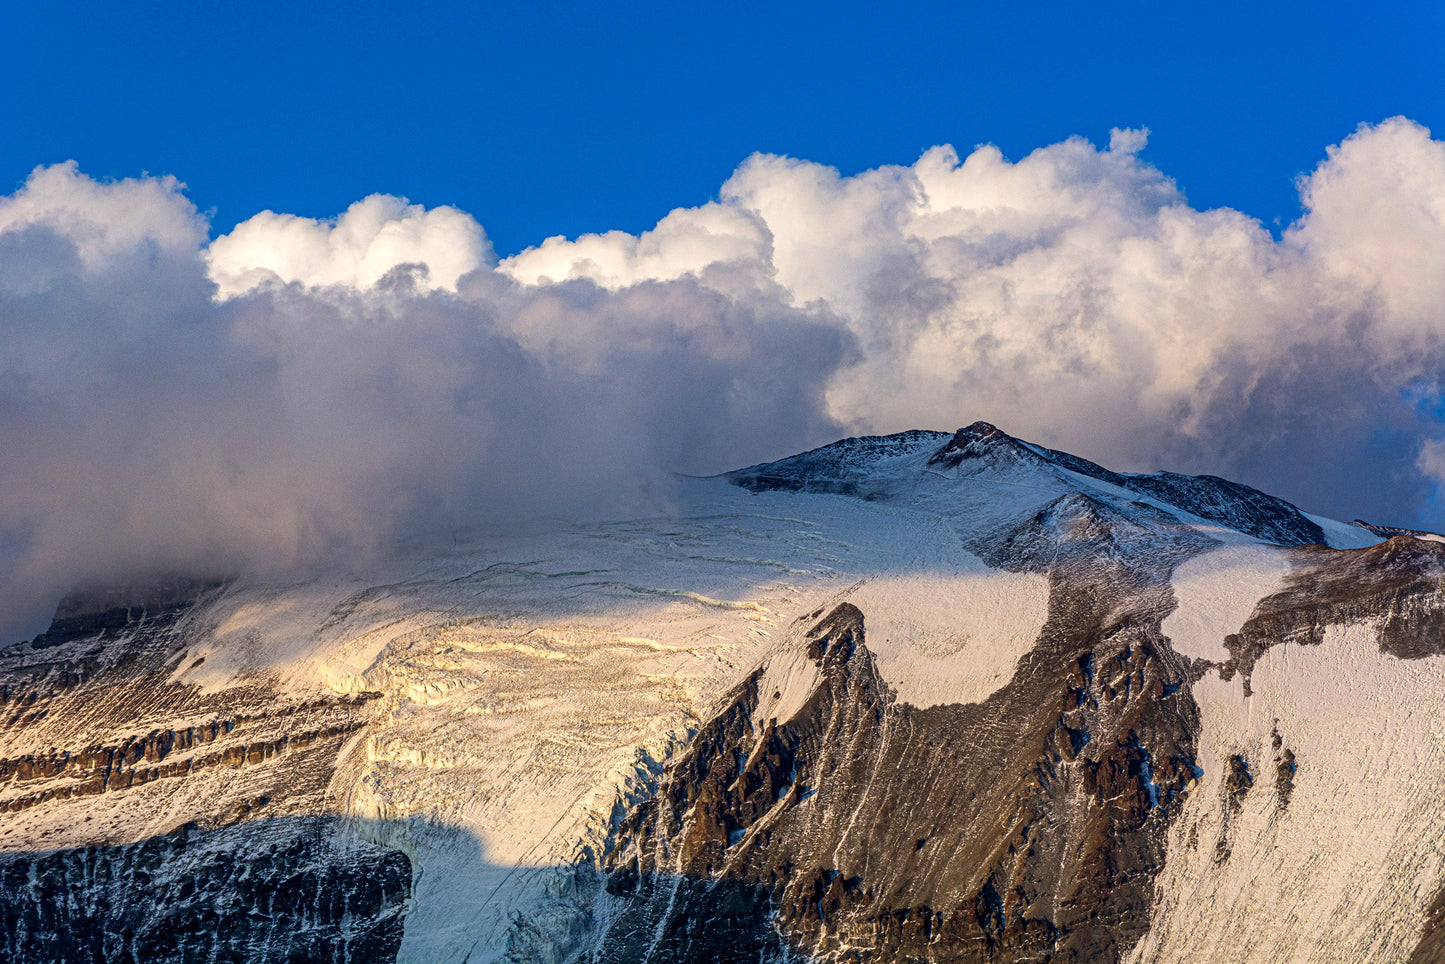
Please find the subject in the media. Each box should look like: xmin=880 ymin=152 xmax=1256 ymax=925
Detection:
xmin=729 ymin=421 xmax=1326 ymax=546
xmin=3 ymin=425 xmax=1443 ymax=964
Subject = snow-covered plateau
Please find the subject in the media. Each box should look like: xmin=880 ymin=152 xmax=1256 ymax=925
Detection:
xmin=4 ymin=421 xmax=1445 ymax=964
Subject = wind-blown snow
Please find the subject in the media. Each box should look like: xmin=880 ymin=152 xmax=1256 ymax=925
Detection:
xmin=848 ymin=569 xmax=1049 ymax=709
xmin=1162 ymin=544 xmax=1292 ymax=663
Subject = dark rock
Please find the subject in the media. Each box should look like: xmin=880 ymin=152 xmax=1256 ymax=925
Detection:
xmin=1221 ymin=537 xmax=1445 ymax=689
xmin=0 ymin=818 xmax=410 ymax=964
xmin=599 ymin=569 xmax=1201 ymax=963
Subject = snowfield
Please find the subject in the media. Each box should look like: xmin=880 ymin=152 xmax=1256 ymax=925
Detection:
xmin=1132 ymin=621 xmax=1445 ymax=963
xmin=1161 ymin=542 xmax=1292 ymax=663
xmin=150 ymin=478 xmax=1059 ymax=963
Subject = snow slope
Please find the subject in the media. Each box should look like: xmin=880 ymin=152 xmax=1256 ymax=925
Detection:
xmin=1131 ymin=622 xmax=1445 ymax=963
xmin=123 ymin=477 xmax=1056 ymax=963
xmin=1161 ymin=542 xmax=1292 ymax=663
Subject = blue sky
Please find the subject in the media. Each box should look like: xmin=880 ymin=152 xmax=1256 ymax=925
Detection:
xmin=3 ymin=1 xmax=1441 ymax=253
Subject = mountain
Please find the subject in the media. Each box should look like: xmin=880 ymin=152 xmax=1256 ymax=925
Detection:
xmin=3 ymin=422 xmax=1444 ymax=963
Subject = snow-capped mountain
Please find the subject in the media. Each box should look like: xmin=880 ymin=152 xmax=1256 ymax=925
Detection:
xmin=3 ymin=422 xmax=1443 ymax=963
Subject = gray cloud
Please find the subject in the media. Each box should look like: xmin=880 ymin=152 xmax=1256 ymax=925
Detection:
xmin=0 ymin=169 xmax=847 ymax=640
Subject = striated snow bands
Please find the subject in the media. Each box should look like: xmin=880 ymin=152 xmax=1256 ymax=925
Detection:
xmin=143 ymin=479 xmax=1052 ymax=963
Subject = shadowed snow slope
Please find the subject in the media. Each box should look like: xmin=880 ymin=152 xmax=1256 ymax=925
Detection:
xmin=11 ymin=422 xmax=1445 ymax=964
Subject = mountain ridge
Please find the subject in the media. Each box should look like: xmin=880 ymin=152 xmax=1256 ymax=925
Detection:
xmin=4 ymin=421 xmax=1445 ymax=963
xmin=727 ymin=421 xmax=1329 ymax=547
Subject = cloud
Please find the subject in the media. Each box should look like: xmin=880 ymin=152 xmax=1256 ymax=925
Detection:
xmin=501 ymin=201 xmax=772 ymax=292
xmin=206 ymin=194 xmax=494 ymax=297
xmin=5 ymin=118 xmax=1445 ymax=640
xmin=0 ymin=161 xmax=206 ymax=267
xmin=501 ymin=119 xmax=1445 ymax=526
xmin=1288 ymin=116 xmax=1445 ymax=331
xmin=0 ymin=168 xmax=846 ymax=641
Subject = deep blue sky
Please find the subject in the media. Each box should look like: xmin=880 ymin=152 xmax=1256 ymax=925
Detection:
xmin=1 ymin=1 xmax=1441 ymax=255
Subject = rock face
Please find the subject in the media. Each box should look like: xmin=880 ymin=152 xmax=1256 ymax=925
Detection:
xmin=595 ymin=480 xmax=1211 ymax=962
xmin=7 ymin=422 xmax=1445 ymax=963
xmin=0 ymin=818 xmax=410 ymax=963
xmin=1223 ymin=535 xmax=1445 ymax=677
xmin=0 ymin=581 xmax=413 ymax=963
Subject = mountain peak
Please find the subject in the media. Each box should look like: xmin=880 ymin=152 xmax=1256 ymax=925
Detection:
xmin=927 ymin=420 xmax=1038 ymax=470
xmin=730 ymin=424 xmax=1329 ymax=547
xmin=958 ymin=419 xmax=1005 ymax=438
xmin=944 ymin=421 xmax=1013 ymax=449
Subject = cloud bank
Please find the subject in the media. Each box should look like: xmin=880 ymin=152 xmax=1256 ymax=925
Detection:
xmin=3 ymin=118 xmax=1445 ymax=638
xmin=504 ymin=117 xmax=1445 ymax=525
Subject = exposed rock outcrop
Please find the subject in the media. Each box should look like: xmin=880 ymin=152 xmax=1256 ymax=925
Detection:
xmin=0 ymin=586 xmax=412 ymax=962
xmin=0 ymin=818 xmax=410 ymax=964
xmin=599 ymin=578 xmax=1200 ymax=962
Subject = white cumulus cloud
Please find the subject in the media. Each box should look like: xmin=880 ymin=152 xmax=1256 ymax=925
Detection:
xmin=500 ymin=119 xmax=1445 ymax=522
xmin=206 ymin=194 xmax=494 ymax=297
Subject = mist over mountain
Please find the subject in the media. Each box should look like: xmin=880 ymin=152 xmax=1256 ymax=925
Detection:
xmin=5 ymin=1 xmax=1444 ymax=959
